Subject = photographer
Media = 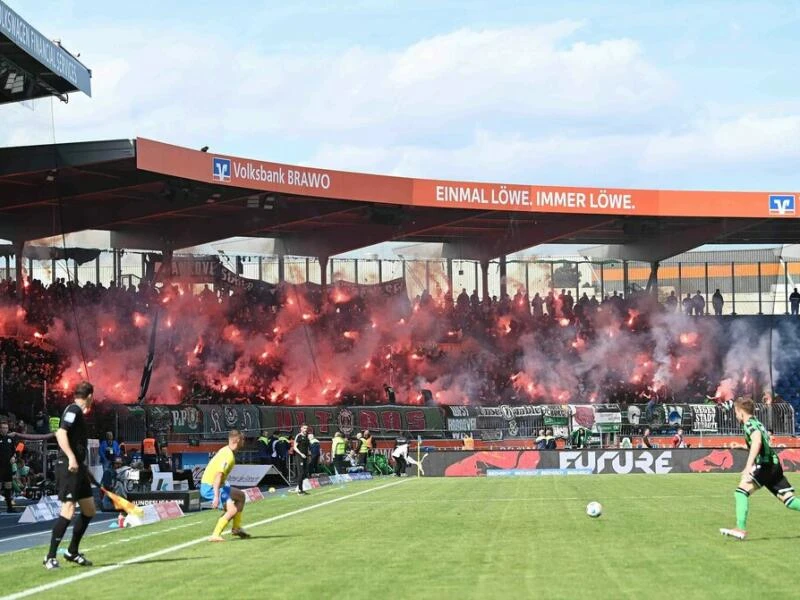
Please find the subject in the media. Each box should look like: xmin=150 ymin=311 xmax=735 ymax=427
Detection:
xmin=391 ymin=437 xmax=419 ymax=477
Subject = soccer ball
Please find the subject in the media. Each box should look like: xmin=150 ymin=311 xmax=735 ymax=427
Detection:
xmin=586 ymin=501 xmax=603 ymax=518
xmin=268 ymin=487 xmax=276 ymax=494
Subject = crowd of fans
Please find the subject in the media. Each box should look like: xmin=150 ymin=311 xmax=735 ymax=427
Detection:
xmin=0 ymin=275 xmax=770 ymax=412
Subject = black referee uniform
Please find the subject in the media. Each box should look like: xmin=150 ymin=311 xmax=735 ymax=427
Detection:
xmin=55 ymin=403 xmax=92 ymax=504
xmin=0 ymin=427 xmax=15 ymax=512
xmin=294 ymin=430 xmax=310 ymax=494
xmin=46 ymin=383 xmax=97 ymax=569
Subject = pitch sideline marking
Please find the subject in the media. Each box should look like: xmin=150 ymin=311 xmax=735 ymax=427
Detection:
xmin=1 ymin=479 xmax=409 ymax=600
xmin=0 ymin=519 xmax=118 ymax=545
xmin=0 ymin=486 xmax=345 ymax=557
xmin=79 ymin=485 xmax=344 ymax=554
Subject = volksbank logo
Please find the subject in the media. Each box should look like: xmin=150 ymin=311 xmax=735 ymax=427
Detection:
xmin=212 ymin=157 xmax=231 ymax=182
xmin=769 ymin=194 xmax=795 ymax=216
xmin=213 ymin=155 xmax=332 ymax=190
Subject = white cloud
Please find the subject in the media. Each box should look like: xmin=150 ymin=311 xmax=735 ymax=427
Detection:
xmin=4 ymin=18 xmax=795 ymax=191
xmin=1 ymin=21 xmax=674 ymax=150
xmin=640 ymin=114 xmax=800 ymax=171
xmin=308 ymin=113 xmax=800 ymax=189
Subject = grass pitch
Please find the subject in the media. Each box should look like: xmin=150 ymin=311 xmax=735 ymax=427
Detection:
xmin=2 ymin=474 xmax=799 ymax=599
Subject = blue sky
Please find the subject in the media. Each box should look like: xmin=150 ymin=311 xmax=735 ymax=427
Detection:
xmin=4 ymin=0 xmax=800 ymax=195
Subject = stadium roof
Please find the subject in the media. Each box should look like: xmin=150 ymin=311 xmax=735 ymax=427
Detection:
xmin=0 ymin=1 xmax=91 ymax=103
xmin=0 ymin=138 xmax=798 ymax=262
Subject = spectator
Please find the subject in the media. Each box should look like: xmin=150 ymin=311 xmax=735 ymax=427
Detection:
xmin=535 ymin=429 xmax=546 ymax=450
xmin=531 ymin=293 xmax=544 ymax=317
xmin=672 ymin=427 xmax=686 ymax=448
xmin=665 ymin=291 xmax=678 ymax=313
xmin=344 ymin=449 xmax=359 ymax=470
xmin=712 ymin=289 xmax=724 ymax=316
xmin=693 ymin=291 xmax=705 ymax=316
xmin=790 ymin=288 xmax=800 ymax=316
xmin=456 ymin=288 xmax=469 ymax=311
xmin=33 ymin=412 xmax=50 ymax=435
xmin=683 ymin=293 xmax=693 ymax=315
xmin=308 ymin=433 xmax=321 ymax=475
xmin=641 ymin=427 xmax=653 ymax=448
xmin=99 ymin=431 xmax=121 ymax=469
xmin=544 ymin=428 xmax=556 ymax=450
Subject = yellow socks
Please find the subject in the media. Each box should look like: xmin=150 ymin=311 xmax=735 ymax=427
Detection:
xmin=213 ymin=516 xmax=231 ymax=537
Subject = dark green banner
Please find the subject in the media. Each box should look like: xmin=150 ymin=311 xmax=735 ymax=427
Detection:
xmin=257 ymin=406 xmax=444 ymax=438
xmin=146 ymin=405 xmax=204 ymax=435
xmin=199 ymin=405 xmax=260 ymax=439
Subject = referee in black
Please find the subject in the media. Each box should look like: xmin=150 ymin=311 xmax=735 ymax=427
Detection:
xmin=0 ymin=420 xmax=15 ymax=513
xmin=44 ymin=381 xmax=96 ymax=570
xmin=293 ymin=424 xmax=310 ymax=495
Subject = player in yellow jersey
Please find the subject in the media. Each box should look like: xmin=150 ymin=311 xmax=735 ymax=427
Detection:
xmin=200 ymin=430 xmax=251 ymax=542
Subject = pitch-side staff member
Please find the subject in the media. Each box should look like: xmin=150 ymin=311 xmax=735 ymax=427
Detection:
xmin=392 ymin=438 xmax=420 ymax=477
xmin=44 ymin=381 xmax=96 ymax=570
xmin=294 ymin=424 xmax=310 ymax=495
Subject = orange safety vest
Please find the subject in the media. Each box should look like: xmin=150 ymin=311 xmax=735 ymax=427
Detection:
xmin=142 ymin=438 xmax=157 ymax=455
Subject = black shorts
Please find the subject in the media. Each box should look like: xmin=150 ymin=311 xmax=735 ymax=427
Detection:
xmin=751 ymin=462 xmax=794 ymax=497
xmin=55 ymin=459 xmax=93 ymax=503
xmin=0 ymin=466 xmax=11 ymax=484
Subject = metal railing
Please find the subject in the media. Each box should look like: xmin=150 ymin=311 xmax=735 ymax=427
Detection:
xmin=4 ymin=251 xmax=800 ymax=316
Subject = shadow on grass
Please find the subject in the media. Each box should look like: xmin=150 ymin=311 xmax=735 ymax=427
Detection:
xmin=233 ymin=534 xmax=295 ymax=541
xmin=94 ymin=557 xmax=211 ymax=567
xmin=747 ymin=534 xmax=800 ymax=542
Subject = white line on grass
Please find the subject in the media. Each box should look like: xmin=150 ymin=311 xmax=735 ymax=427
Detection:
xmin=2 ymin=486 xmax=346 ymax=558
xmin=81 ymin=522 xmax=201 ymax=554
xmin=1 ymin=479 xmax=408 ymax=600
xmin=0 ymin=518 xmax=118 ymax=545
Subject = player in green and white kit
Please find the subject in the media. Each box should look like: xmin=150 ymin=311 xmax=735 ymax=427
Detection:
xmin=720 ymin=397 xmax=800 ymax=540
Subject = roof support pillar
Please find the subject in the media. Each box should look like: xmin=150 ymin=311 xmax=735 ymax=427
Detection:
xmin=645 ymin=261 xmax=659 ymax=297
xmin=446 ymin=258 xmax=453 ymax=296
xmin=319 ymin=256 xmax=329 ymax=295
xmin=480 ymin=259 xmax=490 ymax=301
xmin=623 ymin=260 xmax=630 ymax=299
xmin=278 ymin=254 xmax=286 ymax=284
xmin=499 ymin=255 xmax=508 ymax=300
xmin=14 ymin=240 xmax=25 ymax=299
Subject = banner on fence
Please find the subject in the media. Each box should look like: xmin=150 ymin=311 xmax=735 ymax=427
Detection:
xmin=692 ymin=405 xmax=718 ymax=432
xmin=593 ymin=405 xmax=622 ymax=433
xmin=200 ymin=405 xmax=260 ymax=439
xmin=127 ymin=490 xmax=201 ymax=513
xmin=420 ymin=448 xmax=800 ymax=477
xmin=258 ymin=406 xmax=444 ymax=437
xmin=18 ymin=496 xmax=60 ymax=524
xmin=243 ymin=487 xmax=265 ymax=503
xmin=226 ymin=465 xmax=273 ymax=487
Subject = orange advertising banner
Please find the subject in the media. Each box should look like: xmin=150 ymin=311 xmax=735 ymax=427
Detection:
xmin=136 ymin=138 xmax=799 ymax=219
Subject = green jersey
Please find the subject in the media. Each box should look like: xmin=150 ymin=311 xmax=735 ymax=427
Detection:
xmin=743 ymin=417 xmax=778 ymax=465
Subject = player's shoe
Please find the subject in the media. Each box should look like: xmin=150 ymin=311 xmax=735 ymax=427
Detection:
xmin=63 ymin=551 xmax=93 ymax=566
xmin=209 ymin=535 xmax=225 ymax=542
xmin=231 ymin=528 xmax=252 ymax=539
xmin=719 ymin=527 xmax=747 ymax=540
xmin=43 ymin=557 xmax=60 ymax=570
